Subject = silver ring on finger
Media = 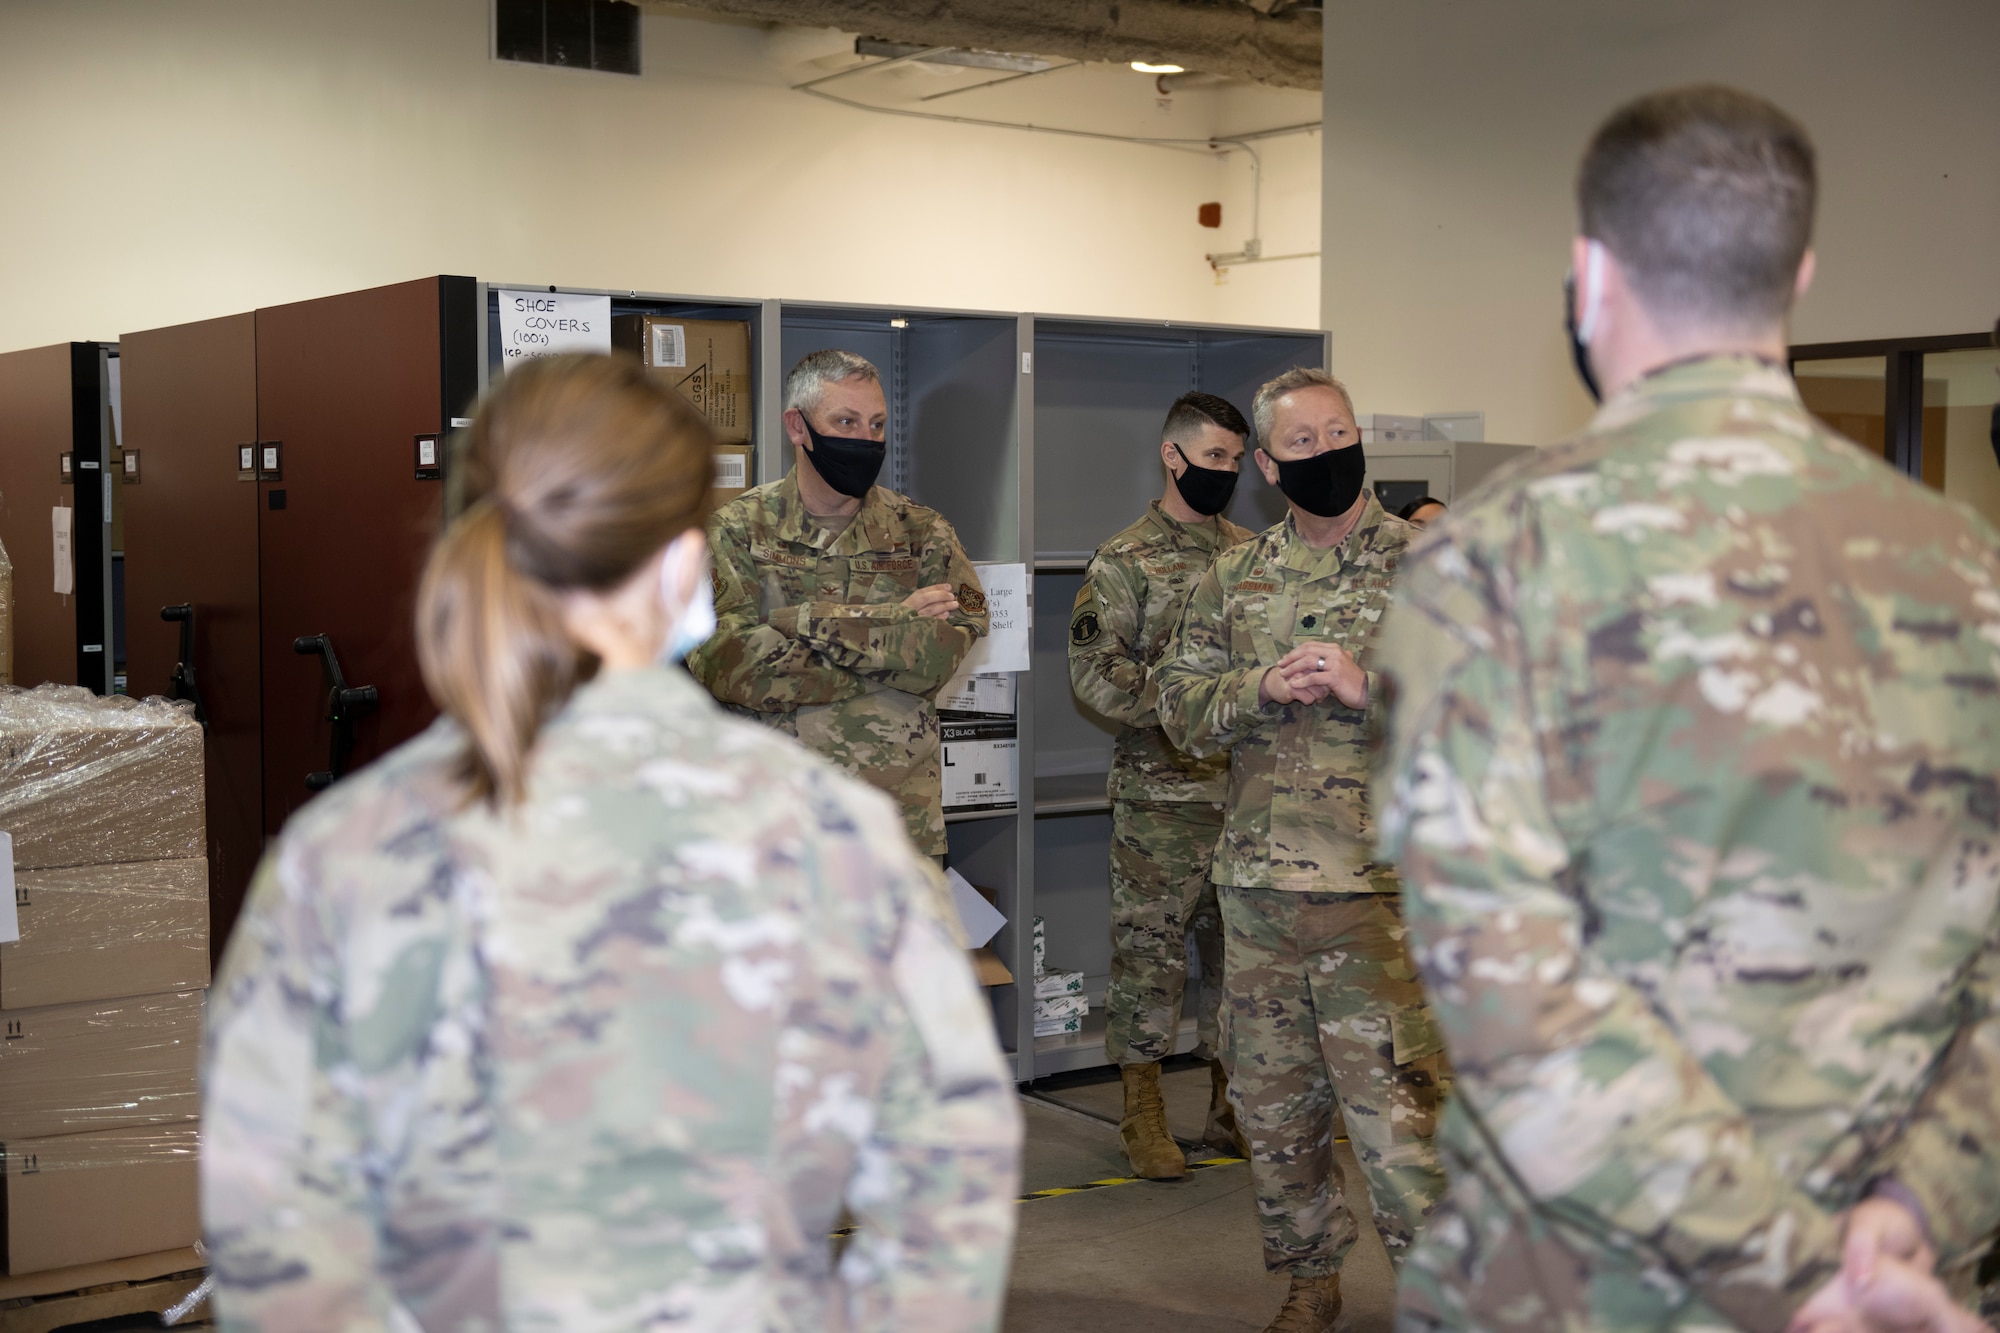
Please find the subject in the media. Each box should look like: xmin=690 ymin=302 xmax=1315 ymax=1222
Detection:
xmin=1317 ymin=657 xmax=1326 ymax=672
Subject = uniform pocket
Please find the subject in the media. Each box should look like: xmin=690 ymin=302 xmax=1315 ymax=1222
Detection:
xmin=1390 ymin=1003 xmax=1446 ymax=1066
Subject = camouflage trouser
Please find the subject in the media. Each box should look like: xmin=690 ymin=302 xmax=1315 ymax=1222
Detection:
xmin=1104 ymin=799 xmax=1226 ymax=1066
xmin=1220 ymin=886 xmax=1450 ymax=1278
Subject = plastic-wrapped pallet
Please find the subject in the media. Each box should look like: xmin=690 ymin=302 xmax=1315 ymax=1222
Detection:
xmin=0 ymin=685 xmax=208 ymax=1275
xmin=0 ymin=686 xmax=206 ymax=871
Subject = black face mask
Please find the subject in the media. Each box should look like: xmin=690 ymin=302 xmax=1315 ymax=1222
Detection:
xmin=1169 ymin=443 xmax=1239 ymax=516
xmin=1273 ymin=443 xmax=1367 ymax=519
xmin=1564 ymin=270 xmax=1602 ymax=404
xmin=798 ymin=412 xmax=886 ymax=499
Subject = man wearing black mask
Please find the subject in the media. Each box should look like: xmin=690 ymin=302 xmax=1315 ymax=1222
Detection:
xmin=1156 ymin=367 xmax=1447 ymax=1333
xmin=1068 ymin=391 xmax=1255 ymax=1180
xmin=690 ymin=348 xmax=988 ymax=863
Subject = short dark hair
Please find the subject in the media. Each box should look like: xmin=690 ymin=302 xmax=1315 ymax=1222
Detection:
xmin=1578 ymin=85 xmax=1816 ymax=332
xmin=1397 ymin=496 xmax=1446 ymax=521
xmin=1161 ymin=391 xmax=1250 ymax=445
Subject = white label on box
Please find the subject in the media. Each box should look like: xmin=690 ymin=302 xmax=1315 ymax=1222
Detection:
xmin=0 ymin=832 xmax=17 ymax=944
xmin=714 ymin=450 xmax=747 ymax=491
xmin=941 ymin=728 xmax=1017 ymax=810
xmin=938 ymin=672 xmax=1016 ymax=716
xmin=939 ymin=562 xmax=1029 ymax=703
xmin=51 ymin=507 xmax=73 ymax=596
xmin=649 ymin=323 xmax=688 ymax=368
xmin=497 ymin=290 xmax=611 ymax=370
xmin=945 ymin=868 xmax=1006 ymax=949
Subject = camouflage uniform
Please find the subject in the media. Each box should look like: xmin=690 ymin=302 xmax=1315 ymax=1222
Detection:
xmin=689 ymin=473 xmax=989 ymax=858
xmin=1373 ymin=355 xmax=2000 ymax=1333
xmin=203 ymin=665 xmax=1023 ymax=1332
xmin=1068 ymin=500 xmax=1252 ymax=1066
xmin=1156 ymin=494 xmax=1449 ymax=1277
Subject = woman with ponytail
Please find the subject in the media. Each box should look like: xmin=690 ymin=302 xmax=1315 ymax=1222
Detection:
xmin=201 ymin=354 xmax=1022 ymax=1331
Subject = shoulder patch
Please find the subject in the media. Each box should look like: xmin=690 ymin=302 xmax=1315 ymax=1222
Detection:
xmin=1070 ymin=607 xmax=1101 ymax=646
xmin=957 ymin=582 xmax=988 ymax=617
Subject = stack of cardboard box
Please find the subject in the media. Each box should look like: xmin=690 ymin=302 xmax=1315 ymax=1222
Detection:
xmin=1030 ymin=916 xmax=1089 ymax=1038
xmin=613 ymin=315 xmax=756 ymax=504
xmin=0 ymin=687 xmax=208 ymax=1278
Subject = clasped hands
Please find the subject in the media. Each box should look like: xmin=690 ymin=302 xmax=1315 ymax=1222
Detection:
xmin=901 ymin=584 xmax=959 ymax=620
xmin=1258 ymin=641 xmax=1367 ymax=710
xmin=1788 ymin=1199 xmax=1992 ymax=1333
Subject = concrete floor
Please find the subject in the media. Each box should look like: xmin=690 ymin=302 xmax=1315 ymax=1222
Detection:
xmin=1005 ymin=1059 xmax=1396 ymax=1332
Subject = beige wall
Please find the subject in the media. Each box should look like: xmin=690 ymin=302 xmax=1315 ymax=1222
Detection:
xmin=0 ymin=0 xmax=1321 ymax=353
xmin=1319 ymin=0 xmax=2000 ymax=444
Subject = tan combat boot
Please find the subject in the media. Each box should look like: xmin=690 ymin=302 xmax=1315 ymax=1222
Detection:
xmin=1118 ymin=1062 xmax=1186 ymax=1179
xmin=1203 ymin=1058 xmax=1251 ymax=1157
xmin=1265 ymin=1271 xmax=1342 ymax=1333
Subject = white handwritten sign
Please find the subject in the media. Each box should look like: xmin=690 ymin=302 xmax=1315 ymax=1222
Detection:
xmin=940 ymin=562 xmax=1029 ymax=699
xmin=496 ymin=290 xmax=610 ymax=370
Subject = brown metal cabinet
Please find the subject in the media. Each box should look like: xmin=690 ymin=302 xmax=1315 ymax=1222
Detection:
xmin=0 ymin=343 xmax=116 ymax=693
xmin=119 ymin=314 xmax=263 ymax=957
xmin=116 ymin=276 xmax=477 ymax=957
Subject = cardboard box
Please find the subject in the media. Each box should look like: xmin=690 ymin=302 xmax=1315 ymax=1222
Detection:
xmin=612 ymin=315 xmax=753 ymax=443
xmin=0 ymin=1124 xmax=200 ymax=1275
xmin=0 ymin=689 xmax=204 ymax=871
xmin=968 ymin=947 xmax=1013 ymax=987
xmin=1034 ymin=1013 xmax=1084 ymax=1039
xmin=0 ymin=990 xmax=203 ymax=1140
xmin=3 ymin=860 xmax=210 ymax=1010
xmin=1034 ymin=993 xmax=1089 ymax=1023
xmin=1033 ymin=969 xmax=1083 ymax=1000
xmin=941 ymin=719 xmax=1018 ymax=813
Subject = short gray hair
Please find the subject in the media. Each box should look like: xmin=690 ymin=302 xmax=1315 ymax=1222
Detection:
xmin=1252 ymin=366 xmax=1355 ymax=448
xmin=784 ymin=348 xmax=881 ymax=417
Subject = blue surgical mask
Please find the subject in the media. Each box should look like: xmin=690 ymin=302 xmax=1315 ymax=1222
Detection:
xmin=658 ymin=542 xmax=718 ymax=664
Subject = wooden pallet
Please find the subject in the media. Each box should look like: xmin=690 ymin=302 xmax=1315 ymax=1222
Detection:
xmin=0 ymin=1248 xmax=207 ymax=1332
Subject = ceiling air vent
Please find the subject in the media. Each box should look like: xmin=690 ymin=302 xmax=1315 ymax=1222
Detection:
xmin=495 ymin=0 xmax=640 ymax=75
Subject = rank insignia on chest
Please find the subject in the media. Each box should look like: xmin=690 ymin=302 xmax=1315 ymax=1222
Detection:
xmin=1070 ymin=609 xmax=1101 ymax=646
xmin=958 ymin=582 xmax=989 ymax=616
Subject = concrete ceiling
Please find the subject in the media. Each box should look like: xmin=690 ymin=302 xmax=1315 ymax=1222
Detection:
xmin=644 ymin=0 xmax=1323 ymax=89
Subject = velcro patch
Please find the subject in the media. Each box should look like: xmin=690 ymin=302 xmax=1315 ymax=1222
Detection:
xmin=1234 ymin=580 xmax=1278 ymax=594
xmin=958 ymin=582 xmax=989 ymax=616
xmin=1070 ymin=609 xmax=1101 ymax=646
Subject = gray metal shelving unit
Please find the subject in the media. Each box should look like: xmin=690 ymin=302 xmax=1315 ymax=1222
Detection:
xmin=1024 ymin=315 xmax=1330 ymax=1079
xmin=470 ymin=287 xmax=1337 ymax=1085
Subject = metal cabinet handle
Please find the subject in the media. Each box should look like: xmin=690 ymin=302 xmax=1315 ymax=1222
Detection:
xmin=293 ymin=633 xmax=379 ymax=791
xmin=159 ymin=604 xmax=208 ymax=729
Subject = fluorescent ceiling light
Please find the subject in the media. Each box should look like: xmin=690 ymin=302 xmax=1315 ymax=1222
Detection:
xmin=1130 ymin=61 xmax=1185 ymax=74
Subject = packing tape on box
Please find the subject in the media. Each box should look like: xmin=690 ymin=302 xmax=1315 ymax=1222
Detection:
xmin=0 ymin=1122 xmax=201 ymax=1174
xmin=0 ymin=686 xmax=205 ymax=871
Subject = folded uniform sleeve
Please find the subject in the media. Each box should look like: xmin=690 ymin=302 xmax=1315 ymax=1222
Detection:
xmin=768 ymin=513 xmax=985 ymax=699
xmin=1067 ymin=556 xmax=1155 ymax=727
xmin=1372 ymin=533 xmax=1841 ymax=1333
xmin=1154 ymin=566 xmax=1268 ymax=760
xmin=689 ymin=517 xmax=872 ymax=711
xmin=203 ymin=847 xmax=399 ymax=1333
